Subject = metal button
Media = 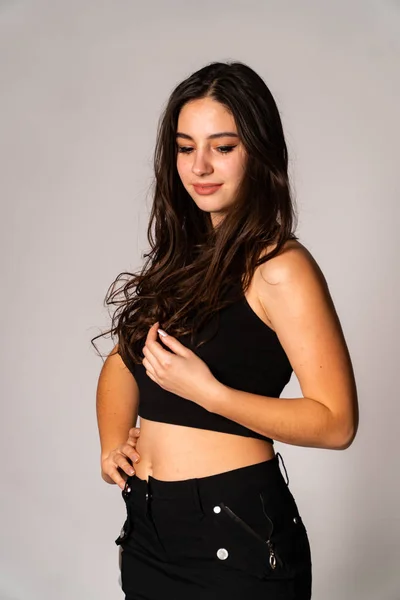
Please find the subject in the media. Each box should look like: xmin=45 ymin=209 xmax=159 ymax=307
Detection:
xmin=217 ymin=548 xmax=229 ymax=560
xmin=126 ymin=487 xmax=131 ymax=493
xmin=213 ymin=505 xmax=221 ymax=513
xmin=145 ymin=493 xmax=149 ymax=499
xmin=293 ymin=517 xmax=298 ymax=524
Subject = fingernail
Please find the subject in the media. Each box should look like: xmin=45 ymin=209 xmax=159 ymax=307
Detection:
xmin=134 ymin=457 xmax=140 ymax=463
xmin=130 ymin=468 xmax=135 ymax=474
xmin=158 ymin=328 xmax=167 ymax=338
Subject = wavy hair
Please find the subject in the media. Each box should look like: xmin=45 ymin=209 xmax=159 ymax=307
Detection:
xmin=91 ymin=60 xmax=298 ymax=369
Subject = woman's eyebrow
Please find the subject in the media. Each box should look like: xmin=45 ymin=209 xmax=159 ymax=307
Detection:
xmin=176 ymin=132 xmax=239 ymax=140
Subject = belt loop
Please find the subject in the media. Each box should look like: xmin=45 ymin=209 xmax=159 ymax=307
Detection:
xmin=276 ymin=452 xmax=289 ymax=486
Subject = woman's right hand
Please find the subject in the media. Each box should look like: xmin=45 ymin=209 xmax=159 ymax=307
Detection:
xmin=101 ymin=427 xmax=141 ymax=489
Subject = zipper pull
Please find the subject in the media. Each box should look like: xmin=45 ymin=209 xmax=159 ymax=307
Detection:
xmin=259 ymin=494 xmax=281 ymax=570
xmin=267 ymin=540 xmax=277 ymax=569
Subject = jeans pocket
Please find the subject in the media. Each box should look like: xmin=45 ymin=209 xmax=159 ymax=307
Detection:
xmin=210 ymin=500 xmax=286 ymax=580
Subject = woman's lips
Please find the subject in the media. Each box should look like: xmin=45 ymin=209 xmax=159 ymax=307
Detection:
xmin=192 ymin=184 xmax=223 ymax=195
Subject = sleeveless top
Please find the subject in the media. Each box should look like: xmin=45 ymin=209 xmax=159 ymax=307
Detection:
xmin=118 ymin=283 xmax=293 ymax=444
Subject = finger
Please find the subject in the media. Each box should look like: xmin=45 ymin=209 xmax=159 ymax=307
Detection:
xmin=106 ymin=466 xmax=128 ymax=490
xmin=142 ymin=344 xmax=161 ymax=373
xmin=127 ymin=427 xmax=140 ymax=446
xmin=157 ymin=328 xmax=190 ymax=357
xmin=148 ymin=327 xmax=189 ymax=359
xmin=144 ymin=339 xmax=173 ymax=367
xmin=129 ymin=427 xmax=140 ymax=438
xmin=121 ymin=443 xmax=141 ymax=465
xmin=116 ymin=455 xmax=137 ymax=476
xmin=145 ymin=321 xmax=159 ymax=345
xmin=143 ymin=356 xmax=158 ymax=379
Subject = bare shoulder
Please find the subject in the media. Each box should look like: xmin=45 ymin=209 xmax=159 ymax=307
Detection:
xmin=254 ymin=239 xmax=336 ymax=334
xmin=258 ymin=239 xmax=326 ymax=289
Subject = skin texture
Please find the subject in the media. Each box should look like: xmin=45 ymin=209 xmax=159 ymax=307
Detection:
xmin=97 ymin=98 xmax=358 ymax=485
xmin=176 ymin=97 xmax=247 ymax=227
xmin=96 ymin=348 xmax=141 ymax=489
xmin=100 ymin=427 xmax=141 ymax=490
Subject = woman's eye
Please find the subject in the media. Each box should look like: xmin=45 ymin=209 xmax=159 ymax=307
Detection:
xmin=217 ymin=145 xmax=236 ymax=154
xmin=177 ymin=146 xmax=194 ymax=154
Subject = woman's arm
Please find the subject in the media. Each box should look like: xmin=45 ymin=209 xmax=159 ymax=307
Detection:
xmin=207 ymin=243 xmax=359 ymax=449
xmin=96 ymin=344 xmax=140 ymax=482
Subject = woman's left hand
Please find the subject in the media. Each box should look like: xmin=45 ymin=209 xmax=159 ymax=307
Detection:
xmin=142 ymin=322 xmax=222 ymax=408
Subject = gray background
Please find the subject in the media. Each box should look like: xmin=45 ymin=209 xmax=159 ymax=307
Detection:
xmin=1 ymin=1 xmax=399 ymax=598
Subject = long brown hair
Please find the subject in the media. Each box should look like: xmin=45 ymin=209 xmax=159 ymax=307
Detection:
xmin=91 ymin=60 xmax=298 ymax=369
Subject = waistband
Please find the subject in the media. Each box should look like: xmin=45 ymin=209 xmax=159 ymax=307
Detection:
xmin=127 ymin=454 xmax=289 ymax=503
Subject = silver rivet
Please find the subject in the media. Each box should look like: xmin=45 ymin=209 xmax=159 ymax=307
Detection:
xmin=126 ymin=487 xmax=131 ymax=493
xmin=217 ymin=548 xmax=229 ymax=560
xmin=213 ymin=505 xmax=221 ymax=513
xmin=293 ymin=517 xmax=298 ymax=524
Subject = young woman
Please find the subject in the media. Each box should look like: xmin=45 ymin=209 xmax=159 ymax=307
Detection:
xmin=94 ymin=61 xmax=358 ymax=600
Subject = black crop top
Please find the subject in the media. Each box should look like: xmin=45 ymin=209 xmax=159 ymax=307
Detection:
xmin=118 ymin=284 xmax=293 ymax=444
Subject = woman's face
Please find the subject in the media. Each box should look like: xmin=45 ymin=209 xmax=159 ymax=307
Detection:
xmin=176 ymin=97 xmax=247 ymax=227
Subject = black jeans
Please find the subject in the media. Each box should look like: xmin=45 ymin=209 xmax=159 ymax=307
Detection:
xmin=115 ymin=454 xmax=312 ymax=599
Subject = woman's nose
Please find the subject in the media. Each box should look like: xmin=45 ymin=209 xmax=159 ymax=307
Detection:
xmin=191 ymin=152 xmax=213 ymax=176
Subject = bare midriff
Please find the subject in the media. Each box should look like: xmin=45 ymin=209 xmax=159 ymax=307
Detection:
xmin=134 ymin=418 xmax=275 ymax=482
